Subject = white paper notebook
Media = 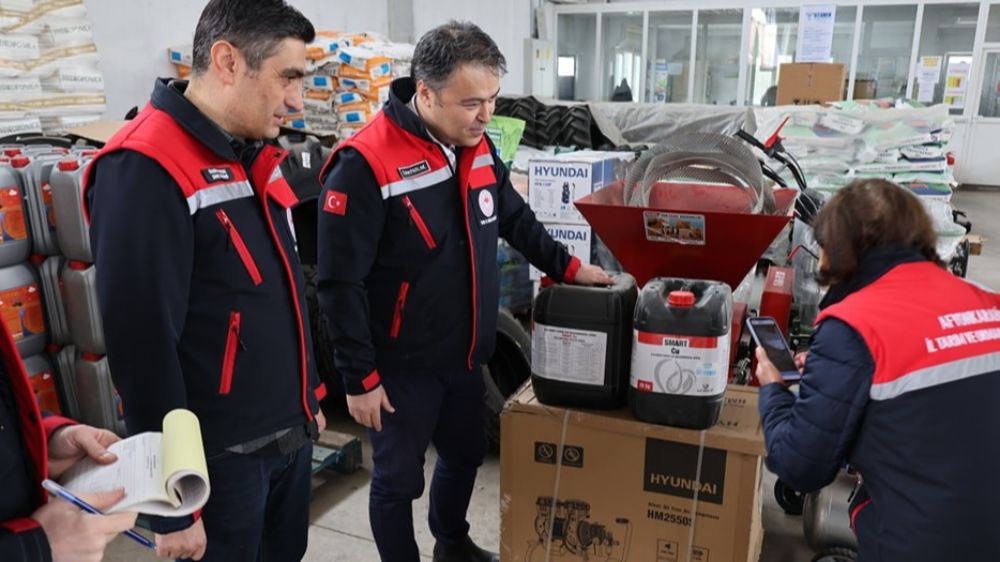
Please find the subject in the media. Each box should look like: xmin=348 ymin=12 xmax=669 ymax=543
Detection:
xmin=60 ymin=409 xmax=210 ymax=517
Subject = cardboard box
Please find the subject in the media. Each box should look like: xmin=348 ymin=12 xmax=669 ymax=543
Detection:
xmin=528 ymin=151 xmax=633 ymax=225
xmin=501 ymin=384 xmax=764 ymax=562
xmin=66 ymin=120 xmax=125 ymax=145
xmin=965 ymin=234 xmax=985 ymax=256
xmin=852 ymin=78 xmax=878 ymax=101
xmin=776 ymin=63 xmax=846 ymax=106
xmin=529 ymin=223 xmax=592 ymax=281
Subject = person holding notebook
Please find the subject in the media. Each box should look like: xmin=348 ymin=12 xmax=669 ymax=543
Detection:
xmin=0 ymin=314 xmax=138 ymax=562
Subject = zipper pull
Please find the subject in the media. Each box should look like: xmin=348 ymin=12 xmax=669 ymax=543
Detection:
xmin=403 ymin=196 xmax=414 ymax=225
xmin=233 ymin=321 xmax=246 ymax=351
xmin=229 ymin=311 xmax=245 ymax=350
xmin=217 ymin=210 xmax=233 ymax=251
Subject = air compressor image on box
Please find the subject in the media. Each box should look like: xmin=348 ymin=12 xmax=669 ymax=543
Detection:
xmin=524 ymin=496 xmax=632 ymax=561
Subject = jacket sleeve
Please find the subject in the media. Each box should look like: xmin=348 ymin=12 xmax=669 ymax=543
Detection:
xmin=0 ymin=521 xmax=51 ymax=562
xmin=311 ymin=370 xmax=326 ymax=404
xmin=317 ymin=148 xmax=386 ymax=395
xmin=87 ymin=151 xmax=196 ymax=534
xmin=41 ymin=414 xmax=75 ymax=440
xmin=493 ymin=150 xmax=580 ymax=283
xmin=758 ymin=317 xmax=874 ymax=493
xmin=302 ymin=280 xmax=325 ymax=406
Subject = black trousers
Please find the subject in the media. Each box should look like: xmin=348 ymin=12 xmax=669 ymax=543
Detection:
xmin=368 ymin=367 xmax=487 ymax=562
xmin=182 ymin=441 xmax=313 ymax=561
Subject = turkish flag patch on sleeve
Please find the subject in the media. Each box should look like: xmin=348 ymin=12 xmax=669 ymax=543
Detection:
xmin=323 ymin=191 xmax=348 ymax=215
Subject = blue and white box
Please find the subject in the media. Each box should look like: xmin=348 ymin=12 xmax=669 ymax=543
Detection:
xmin=528 ymin=151 xmax=633 ymax=225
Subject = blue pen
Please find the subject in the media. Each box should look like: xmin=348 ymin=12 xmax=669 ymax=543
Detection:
xmin=41 ymin=479 xmax=156 ymax=550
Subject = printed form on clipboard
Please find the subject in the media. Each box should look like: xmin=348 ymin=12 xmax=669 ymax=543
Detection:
xmin=59 ymin=409 xmax=210 ymax=517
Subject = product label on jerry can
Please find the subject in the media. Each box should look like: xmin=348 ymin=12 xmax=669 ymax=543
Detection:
xmin=29 ymin=370 xmax=61 ymax=414
xmin=532 ymin=323 xmax=608 ymax=386
xmin=0 ymin=284 xmax=43 ymax=341
xmin=630 ymin=331 xmax=729 ymax=396
xmin=0 ymin=187 xmax=27 ymax=243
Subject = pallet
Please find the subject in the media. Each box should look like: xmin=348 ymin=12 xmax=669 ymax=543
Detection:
xmin=311 ymin=429 xmax=363 ymax=476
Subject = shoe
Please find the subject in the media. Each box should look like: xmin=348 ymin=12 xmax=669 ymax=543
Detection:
xmin=432 ymin=535 xmax=499 ymax=562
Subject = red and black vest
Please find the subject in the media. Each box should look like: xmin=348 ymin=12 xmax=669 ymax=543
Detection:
xmin=818 ymin=261 xmax=1000 ymax=402
xmin=316 ymin=78 xmax=578 ymax=393
xmin=82 ymin=102 xmax=323 ymax=451
xmin=817 ymin=261 xmax=1000 ymax=561
xmin=321 ymin=109 xmax=497 ymax=376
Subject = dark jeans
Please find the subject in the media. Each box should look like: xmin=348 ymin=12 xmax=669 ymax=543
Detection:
xmin=369 ymin=367 xmax=487 ymax=562
xmin=181 ymin=441 xmax=313 ymax=562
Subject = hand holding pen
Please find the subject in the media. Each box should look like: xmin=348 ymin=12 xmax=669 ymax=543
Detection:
xmin=32 ymin=479 xmax=148 ymax=562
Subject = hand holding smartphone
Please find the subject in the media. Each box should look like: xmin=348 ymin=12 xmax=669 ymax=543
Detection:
xmin=746 ymin=316 xmax=802 ymax=383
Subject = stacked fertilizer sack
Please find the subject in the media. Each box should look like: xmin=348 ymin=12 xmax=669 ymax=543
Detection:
xmin=297 ymin=31 xmax=413 ymax=138
xmin=167 ymin=44 xmax=192 ymax=79
xmin=0 ymin=0 xmax=106 ymax=136
xmin=756 ymin=102 xmax=965 ymax=260
xmin=758 ymin=102 xmax=956 ymax=199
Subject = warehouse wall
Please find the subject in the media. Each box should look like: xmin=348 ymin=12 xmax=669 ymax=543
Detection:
xmin=557 ymin=14 xmax=599 ymax=101
xmin=83 ymin=0 xmax=391 ymax=119
xmin=412 ymin=0 xmax=533 ymax=95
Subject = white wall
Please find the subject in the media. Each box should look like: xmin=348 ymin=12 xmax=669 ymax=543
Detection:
xmin=412 ymin=0 xmax=533 ymax=95
xmin=83 ymin=0 xmax=390 ymax=119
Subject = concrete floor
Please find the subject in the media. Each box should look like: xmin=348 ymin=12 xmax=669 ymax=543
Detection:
xmin=953 ymin=186 xmax=1000 ymax=291
xmin=104 ymin=185 xmax=1000 ymax=562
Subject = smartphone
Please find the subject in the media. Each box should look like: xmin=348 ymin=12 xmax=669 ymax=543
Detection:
xmin=746 ymin=316 xmax=802 ymax=383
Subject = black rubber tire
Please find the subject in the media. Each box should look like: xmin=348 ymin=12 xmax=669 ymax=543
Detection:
xmin=483 ymin=309 xmax=532 ymax=452
xmin=774 ymin=479 xmax=805 ymax=515
xmin=811 ymin=547 xmax=858 ymax=562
